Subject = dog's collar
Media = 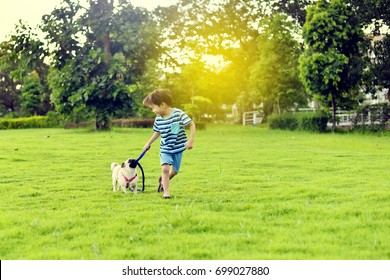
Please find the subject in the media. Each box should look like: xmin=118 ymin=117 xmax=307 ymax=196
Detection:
xmin=122 ymin=172 xmax=137 ymax=184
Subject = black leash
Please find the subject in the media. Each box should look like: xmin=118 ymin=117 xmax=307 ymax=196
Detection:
xmin=130 ymin=149 xmax=149 ymax=192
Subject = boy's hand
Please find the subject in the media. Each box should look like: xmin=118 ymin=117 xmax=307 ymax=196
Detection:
xmin=143 ymin=144 xmax=151 ymax=151
xmin=185 ymin=141 xmax=193 ymax=150
xmin=185 ymin=122 xmax=195 ymax=150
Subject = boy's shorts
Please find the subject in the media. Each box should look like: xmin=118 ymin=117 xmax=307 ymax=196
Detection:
xmin=160 ymin=152 xmax=183 ymax=173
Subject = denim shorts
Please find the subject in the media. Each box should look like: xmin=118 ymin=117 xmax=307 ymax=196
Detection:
xmin=160 ymin=152 xmax=183 ymax=173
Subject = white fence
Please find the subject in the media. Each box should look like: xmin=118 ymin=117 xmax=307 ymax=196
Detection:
xmin=328 ymin=113 xmax=354 ymax=127
xmin=243 ymin=111 xmax=263 ymax=126
xmin=328 ymin=112 xmax=385 ymax=128
xmin=243 ymin=110 xmax=386 ymax=128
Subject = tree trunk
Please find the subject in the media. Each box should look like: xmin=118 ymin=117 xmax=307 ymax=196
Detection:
xmin=95 ymin=112 xmax=110 ymax=130
xmin=331 ymin=92 xmax=337 ymax=132
xmin=103 ymin=32 xmax=110 ymax=65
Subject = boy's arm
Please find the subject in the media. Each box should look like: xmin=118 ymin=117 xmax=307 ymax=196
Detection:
xmin=144 ymin=131 xmax=160 ymax=151
xmin=185 ymin=121 xmax=196 ymax=150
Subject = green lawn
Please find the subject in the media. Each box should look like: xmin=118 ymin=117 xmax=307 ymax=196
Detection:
xmin=0 ymin=125 xmax=389 ymax=259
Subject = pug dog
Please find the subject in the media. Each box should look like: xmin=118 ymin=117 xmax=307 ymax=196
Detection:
xmin=111 ymin=158 xmax=138 ymax=194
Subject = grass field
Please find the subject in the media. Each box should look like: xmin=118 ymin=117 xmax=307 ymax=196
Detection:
xmin=0 ymin=125 xmax=389 ymax=260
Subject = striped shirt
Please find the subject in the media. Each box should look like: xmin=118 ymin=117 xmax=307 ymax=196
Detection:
xmin=153 ymin=108 xmax=192 ymax=154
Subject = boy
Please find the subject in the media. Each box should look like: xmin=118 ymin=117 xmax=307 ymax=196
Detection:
xmin=143 ymin=89 xmax=196 ymax=198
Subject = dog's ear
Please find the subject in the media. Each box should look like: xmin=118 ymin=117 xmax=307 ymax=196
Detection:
xmin=121 ymin=162 xmax=126 ymax=168
xmin=129 ymin=159 xmax=137 ymax=168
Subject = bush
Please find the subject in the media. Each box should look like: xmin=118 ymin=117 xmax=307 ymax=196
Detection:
xmin=301 ymin=114 xmax=329 ymax=132
xmin=63 ymin=119 xmax=155 ymax=129
xmin=46 ymin=111 xmax=62 ymax=128
xmin=64 ymin=122 xmax=92 ymax=129
xmin=111 ymin=119 xmax=155 ymax=128
xmin=0 ymin=116 xmax=50 ymax=129
xmin=269 ymin=114 xmax=299 ymax=130
xmin=268 ymin=112 xmax=329 ymax=132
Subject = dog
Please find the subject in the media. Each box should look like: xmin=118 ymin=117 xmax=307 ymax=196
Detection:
xmin=111 ymin=158 xmax=138 ymax=194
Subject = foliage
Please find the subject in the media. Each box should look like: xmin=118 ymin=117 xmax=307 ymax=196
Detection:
xmin=301 ymin=113 xmax=329 ymax=132
xmin=347 ymin=0 xmax=390 ymax=102
xmin=367 ymin=35 xmax=390 ymax=101
xmin=41 ymin=0 xmax=83 ymax=69
xmin=0 ymin=116 xmax=51 ymax=129
xmin=269 ymin=112 xmax=329 ymax=132
xmin=272 ymin=0 xmax=315 ymax=26
xmin=20 ymin=71 xmax=45 ymax=116
xmin=156 ymin=0 xmax=314 ymax=117
xmin=87 ymin=0 xmax=114 ymax=66
xmin=0 ymin=41 xmax=20 ymax=113
xmin=249 ymin=14 xmax=306 ymax=117
xmin=0 ymin=22 xmax=50 ymax=114
xmin=1 ymin=126 xmax=389 ymax=259
xmin=165 ymin=59 xmax=209 ymax=108
xmin=48 ymin=49 xmax=135 ymax=130
xmin=182 ymin=95 xmax=212 ymax=123
xmin=46 ymin=111 xmax=63 ymax=127
xmin=349 ymin=0 xmax=390 ymax=30
xmin=0 ymin=0 xmax=161 ymax=127
xmin=1 ymin=0 xmax=389 ymax=124
xmin=299 ymin=0 xmax=365 ymax=132
xmin=268 ymin=114 xmax=299 ymax=131
xmin=44 ymin=0 xmax=160 ymax=130
xmin=155 ymin=0 xmax=262 ymax=114
xmin=111 ymin=118 xmax=154 ymax=128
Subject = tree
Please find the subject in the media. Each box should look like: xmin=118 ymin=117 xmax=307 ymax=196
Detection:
xmin=299 ymin=0 xmax=365 ymax=131
xmin=41 ymin=0 xmax=83 ymax=69
xmin=272 ymin=0 xmax=315 ymax=26
xmin=0 ymin=41 xmax=20 ymax=114
xmin=349 ymin=0 xmax=390 ymax=29
xmin=87 ymin=0 xmax=114 ymax=66
xmin=44 ymin=0 xmax=160 ymax=129
xmin=348 ymin=0 xmax=390 ymax=101
xmin=0 ymin=22 xmax=50 ymax=116
xmin=249 ymin=14 xmax=306 ymax=118
xmin=153 ymin=0 xmax=267 ymax=115
xmin=21 ymin=71 xmax=45 ymax=116
xmin=371 ymin=35 xmax=390 ymax=101
xmin=155 ymin=0 xmax=320 ymax=118
xmin=182 ymin=95 xmax=212 ymax=122
xmin=48 ymin=48 xmax=134 ymax=127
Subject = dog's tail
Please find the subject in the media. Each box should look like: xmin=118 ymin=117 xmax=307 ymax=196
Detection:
xmin=111 ymin=162 xmax=119 ymax=171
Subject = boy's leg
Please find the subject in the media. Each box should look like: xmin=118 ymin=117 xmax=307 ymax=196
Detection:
xmin=159 ymin=153 xmax=171 ymax=193
xmin=158 ymin=169 xmax=176 ymax=193
xmin=169 ymin=168 xmax=177 ymax=179
xmin=161 ymin=164 xmax=171 ymax=197
xmin=159 ymin=152 xmax=183 ymax=197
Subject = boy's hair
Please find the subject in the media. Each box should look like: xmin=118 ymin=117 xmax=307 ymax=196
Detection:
xmin=143 ymin=89 xmax=173 ymax=107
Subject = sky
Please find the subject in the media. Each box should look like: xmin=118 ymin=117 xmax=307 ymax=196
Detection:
xmin=0 ymin=0 xmax=178 ymax=42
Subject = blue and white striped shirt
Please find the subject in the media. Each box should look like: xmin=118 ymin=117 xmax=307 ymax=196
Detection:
xmin=153 ymin=108 xmax=192 ymax=154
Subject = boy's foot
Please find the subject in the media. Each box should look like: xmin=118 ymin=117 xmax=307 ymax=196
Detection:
xmin=157 ymin=176 xmax=163 ymax=193
xmin=162 ymin=195 xmax=171 ymax=199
